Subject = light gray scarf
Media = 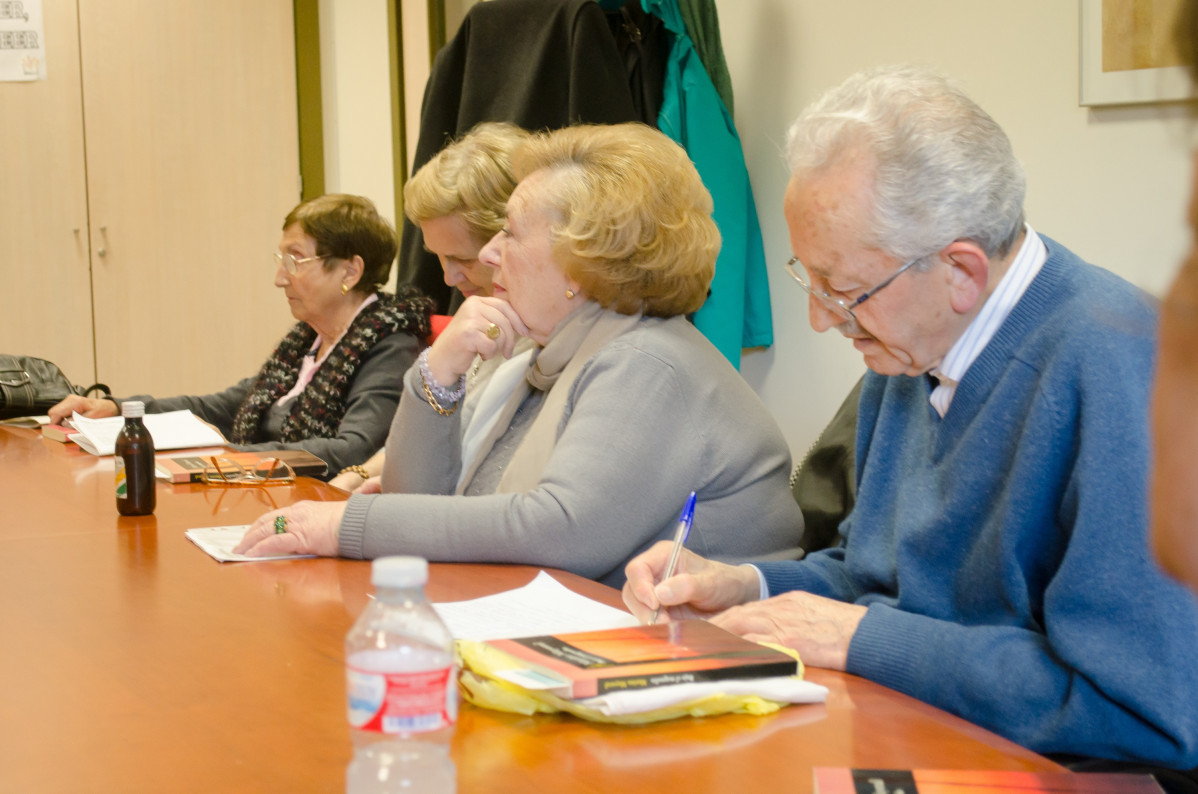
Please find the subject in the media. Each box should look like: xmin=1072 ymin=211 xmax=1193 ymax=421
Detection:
xmin=454 ymin=300 xmax=641 ymax=494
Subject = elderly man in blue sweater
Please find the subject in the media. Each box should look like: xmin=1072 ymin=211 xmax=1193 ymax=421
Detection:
xmin=624 ymin=65 xmax=1198 ymax=781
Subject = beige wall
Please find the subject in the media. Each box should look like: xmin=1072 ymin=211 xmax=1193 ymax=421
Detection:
xmin=319 ymin=0 xmax=1194 ymax=461
xmin=318 ymin=0 xmax=454 ymax=235
xmin=318 ymin=0 xmax=397 ymax=225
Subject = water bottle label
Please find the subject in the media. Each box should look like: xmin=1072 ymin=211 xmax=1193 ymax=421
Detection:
xmin=346 ymin=665 xmax=456 ymax=734
xmin=115 ymin=459 xmax=128 ymax=499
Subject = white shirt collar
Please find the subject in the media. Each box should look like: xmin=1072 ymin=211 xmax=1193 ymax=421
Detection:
xmin=929 ymin=224 xmax=1047 ymax=417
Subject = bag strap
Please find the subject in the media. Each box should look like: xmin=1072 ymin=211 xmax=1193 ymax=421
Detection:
xmin=78 ymin=383 xmax=113 ymax=400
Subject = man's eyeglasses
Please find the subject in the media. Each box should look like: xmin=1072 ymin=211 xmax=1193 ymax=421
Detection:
xmin=200 ymin=456 xmax=296 ymax=486
xmin=784 ymin=255 xmax=919 ymax=323
xmin=273 ymin=252 xmax=329 ymax=275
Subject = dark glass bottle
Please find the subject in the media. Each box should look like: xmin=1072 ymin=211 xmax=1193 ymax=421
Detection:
xmin=115 ymin=401 xmax=156 ymax=516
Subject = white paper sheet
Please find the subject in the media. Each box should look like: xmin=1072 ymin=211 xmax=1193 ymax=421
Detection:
xmin=432 ymin=571 xmax=639 ymax=641
xmin=578 ymin=677 xmax=828 ymax=715
xmin=0 ymin=414 xmax=47 ymax=428
xmin=0 ymin=0 xmax=46 ymax=82
xmin=72 ymin=410 xmax=225 ymax=456
xmin=185 ymin=525 xmax=317 ymax=563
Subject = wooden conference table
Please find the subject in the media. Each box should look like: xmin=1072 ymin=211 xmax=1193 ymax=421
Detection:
xmin=0 ymin=425 xmax=1062 ymax=792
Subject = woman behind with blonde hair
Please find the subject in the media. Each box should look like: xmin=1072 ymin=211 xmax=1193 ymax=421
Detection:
xmin=329 ymin=122 xmax=531 ymax=490
xmin=239 ymin=123 xmax=802 ymax=587
xmin=403 ymin=121 xmax=531 ymax=301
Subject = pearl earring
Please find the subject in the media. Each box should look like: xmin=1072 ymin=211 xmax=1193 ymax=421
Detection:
xmin=565 ymin=289 xmax=576 ymax=299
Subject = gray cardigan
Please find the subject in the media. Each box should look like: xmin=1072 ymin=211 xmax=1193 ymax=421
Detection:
xmin=131 ymin=332 xmax=420 ymax=476
xmin=339 ymin=315 xmax=803 ymax=586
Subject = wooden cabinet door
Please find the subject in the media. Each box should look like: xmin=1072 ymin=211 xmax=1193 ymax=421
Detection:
xmin=0 ymin=0 xmax=95 ymax=385
xmin=78 ymin=1 xmax=301 ymax=397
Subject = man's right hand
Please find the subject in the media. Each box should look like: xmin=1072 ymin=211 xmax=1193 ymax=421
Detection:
xmin=622 ymin=541 xmax=761 ymax=624
xmin=48 ymin=395 xmax=118 ymax=425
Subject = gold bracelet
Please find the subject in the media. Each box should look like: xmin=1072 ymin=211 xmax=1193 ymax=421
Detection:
xmin=422 ymin=376 xmax=460 ymax=416
xmin=338 ymin=464 xmax=370 ymax=481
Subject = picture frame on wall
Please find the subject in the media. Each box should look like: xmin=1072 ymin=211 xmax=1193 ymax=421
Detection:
xmin=1080 ymin=0 xmax=1192 ymax=106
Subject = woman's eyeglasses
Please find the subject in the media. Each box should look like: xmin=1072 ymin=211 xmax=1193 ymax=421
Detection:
xmin=273 ymin=252 xmax=329 ymax=275
xmin=200 ymin=456 xmax=296 ymax=486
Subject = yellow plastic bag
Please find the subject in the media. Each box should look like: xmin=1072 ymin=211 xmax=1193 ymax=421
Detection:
xmin=456 ymin=638 xmax=806 ymax=725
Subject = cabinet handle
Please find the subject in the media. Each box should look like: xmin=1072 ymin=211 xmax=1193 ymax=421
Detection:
xmin=97 ymin=226 xmax=108 ymax=258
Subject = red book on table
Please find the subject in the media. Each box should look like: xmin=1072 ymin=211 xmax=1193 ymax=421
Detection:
xmin=813 ymin=768 xmax=1163 ymax=794
xmin=484 ymin=619 xmax=798 ymax=699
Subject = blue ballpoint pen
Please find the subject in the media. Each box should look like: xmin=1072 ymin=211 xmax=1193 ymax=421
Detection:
xmin=650 ymin=491 xmax=697 ymax=625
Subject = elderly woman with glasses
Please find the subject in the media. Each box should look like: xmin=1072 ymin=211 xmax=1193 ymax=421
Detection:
xmin=236 ymin=123 xmax=803 ymax=587
xmin=48 ymin=194 xmax=433 ymax=477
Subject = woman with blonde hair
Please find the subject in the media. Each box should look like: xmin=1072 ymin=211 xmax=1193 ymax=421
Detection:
xmin=239 ymin=123 xmax=801 ymax=587
xmin=329 ymin=122 xmax=531 ymax=490
xmin=404 ymin=121 xmax=531 ymax=302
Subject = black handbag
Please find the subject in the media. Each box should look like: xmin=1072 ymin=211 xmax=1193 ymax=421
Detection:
xmin=0 ymin=355 xmax=111 ymax=420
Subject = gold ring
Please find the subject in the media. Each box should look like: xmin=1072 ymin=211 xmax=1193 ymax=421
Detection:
xmin=274 ymin=515 xmax=287 ymax=534
xmin=485 ymin=323 xmax=501 ymax=340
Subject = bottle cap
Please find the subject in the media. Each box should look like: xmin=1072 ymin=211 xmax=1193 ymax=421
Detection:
xmin=372 ymin=556 xmax=429 ymax=588
xmin=121 ymin=400 xmax=145 ymax=418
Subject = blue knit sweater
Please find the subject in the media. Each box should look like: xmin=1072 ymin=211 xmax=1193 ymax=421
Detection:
xmin=759 ymin=238 xmax=1198 ymax=767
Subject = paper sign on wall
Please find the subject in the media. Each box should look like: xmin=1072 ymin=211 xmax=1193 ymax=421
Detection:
xmin=0 ymin=0 xmax=45 ymax=82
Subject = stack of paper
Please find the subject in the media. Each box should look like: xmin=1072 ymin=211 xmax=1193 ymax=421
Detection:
xmin=71 ymin=409 xmax=225 ymax=455
xmin=433 ymin=571 xmax=640 ymax=641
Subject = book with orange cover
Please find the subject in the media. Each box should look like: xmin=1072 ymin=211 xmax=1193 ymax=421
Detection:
xmin=155 ymin=449 xmax=328 ymax=483
xmin=813 ymin=768 xmax=1163 ymax=794
xmin=483 ymin=619 xmax=798 ymax=699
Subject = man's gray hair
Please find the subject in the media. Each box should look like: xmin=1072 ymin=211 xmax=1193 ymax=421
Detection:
xmin=786 ymin=64 xmax=1026 ymax=262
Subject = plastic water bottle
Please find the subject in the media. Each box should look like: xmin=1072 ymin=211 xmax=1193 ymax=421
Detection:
xmin=115 ymin=400 xmax=155 ymax=516
xmin=345 ymin=556 xmax=457 ymax=793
